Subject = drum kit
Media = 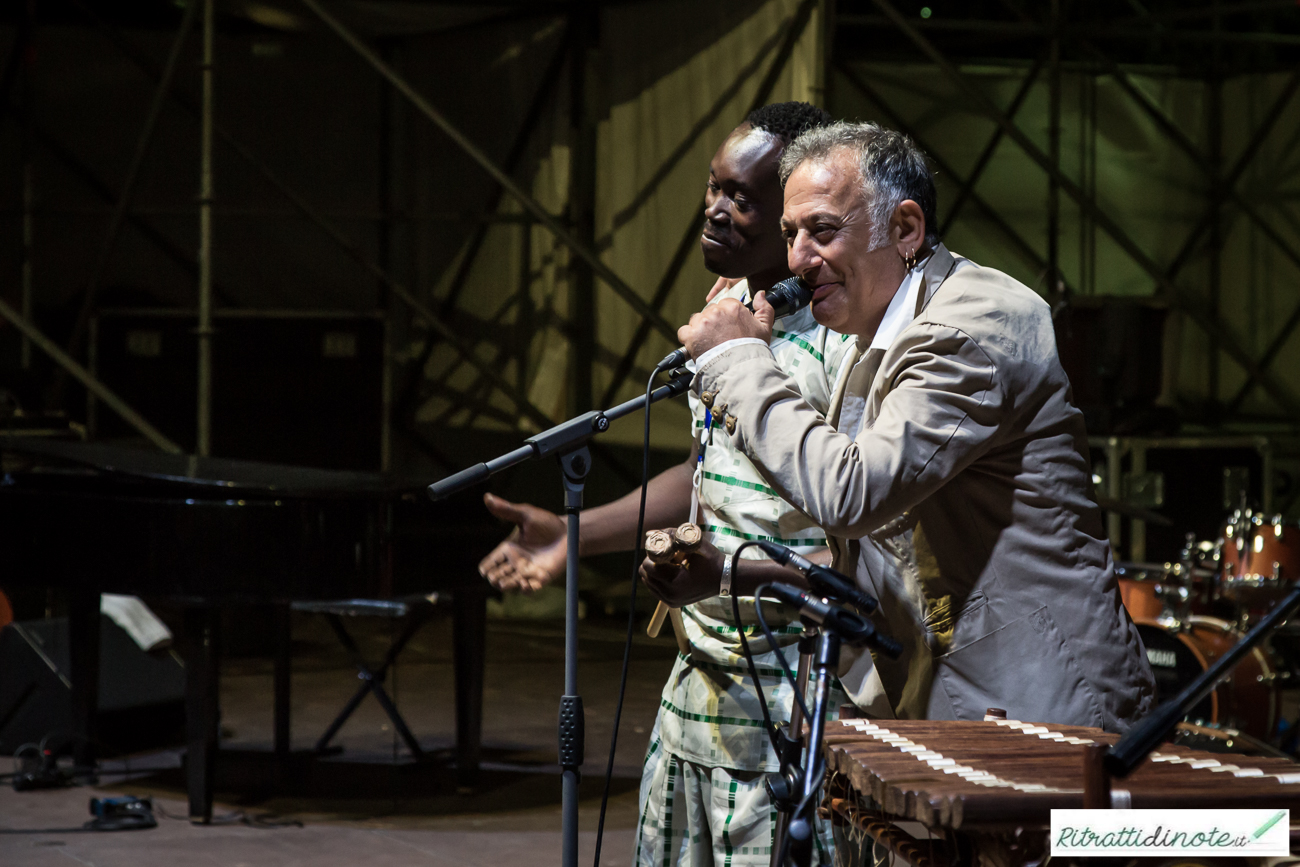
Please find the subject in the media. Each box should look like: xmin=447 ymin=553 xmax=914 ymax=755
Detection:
xmin=1116 ymin=507 xmax=1300 ymax=751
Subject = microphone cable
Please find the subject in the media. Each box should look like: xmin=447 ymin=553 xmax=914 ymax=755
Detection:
xmin=591 ymin=368 xmax=658 ymax=867
xmin=751 ymin=584 xmax=811 ymax=723
xmin=728 ymin=543 xmax=811 ymax=751
xmin=728 ymin=542 xmax=778 ymax=751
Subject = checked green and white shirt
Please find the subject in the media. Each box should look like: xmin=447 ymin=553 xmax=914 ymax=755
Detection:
xmin=657 ymin=280 xmax=855 ymax=774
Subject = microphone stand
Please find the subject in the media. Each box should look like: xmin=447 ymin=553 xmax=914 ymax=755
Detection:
xmin=427 ymin=369 xmax=694 ymax=867
xmin=758 ymin=583 xmax=898 ymax=867
xmin=784 ymin=625 xmax=840 ymax=867
xmin=770 ymin=634 xmax=814 ymax=864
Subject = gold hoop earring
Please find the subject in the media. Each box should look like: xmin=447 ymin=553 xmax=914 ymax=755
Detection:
xmin=903 ymin=248 xmax=918 ymax=270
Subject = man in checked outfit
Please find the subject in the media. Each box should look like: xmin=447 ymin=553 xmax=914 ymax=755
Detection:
xmin=479 ymin=103 xmax=853 ymax=866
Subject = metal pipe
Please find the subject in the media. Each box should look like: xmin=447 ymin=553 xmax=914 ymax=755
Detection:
xmin=197 ymin=0 xmax=214 ymax=457
xmin=1047 ymin=0 xmax=1061 ymax=295
xmin=65 ymin=0 xmax=560 ymax=430
xmin=86 ymin=316 xmax=97 ymax=435
xmin=1107 ymin=437 xmax=1122 ymax=554
xmin=21 ymin=155 xmax=33 ymax=371
xmin=64 ymin=0 xmax=198 ymax=362
xmin=568 ymin=6 xmax=598 ymax=416
xmin=377 ymin=40 xmax=394 ymax=472
xmin=380 ymin=317 xmax=392 ymax=472
xmin=939 ymin=52 xmax=1045 ymax=236
xmin=867 ymin=0 xmax=1300 ymax=419
xmin=20 ymin=0 xmax=33 ymax=369
xmin=817 ymin=0 xmax=834 ymax=109
xmin=296 ymin=0 xmax=676 ymax=343
xmin=0 ymin=295 xmax=182 ymax=453
xmin=837 ymin=63 xmax=1056 ymax=283
xmin=1207 ymin=2 xmax=1223 ymax=414
xmin=1131 ymin=444 xmax=1147 ymax=562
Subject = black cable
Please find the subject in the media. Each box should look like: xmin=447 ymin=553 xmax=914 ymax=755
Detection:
xmin=592 ymin=369 xmax=658 ymax=867
xmin=754 ymin=583 xmax=811 ymax=724
xmin=729 ymin=542 xmax=781 ymax=753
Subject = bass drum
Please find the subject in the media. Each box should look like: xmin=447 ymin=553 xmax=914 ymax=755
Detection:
xmin=1135 ymin=616 xmax=1279 ymax=742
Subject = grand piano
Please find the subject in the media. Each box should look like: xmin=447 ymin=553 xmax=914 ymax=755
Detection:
xmin=0 ymin=436 xmax=496 ymax=821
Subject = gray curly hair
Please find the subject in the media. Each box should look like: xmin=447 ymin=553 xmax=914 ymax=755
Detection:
xmin=778 ymin=121 xmax=939 ymax=250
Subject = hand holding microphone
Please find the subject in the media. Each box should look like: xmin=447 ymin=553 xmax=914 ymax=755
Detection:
xmin=659 ymin=276 xmax=814 ymax=371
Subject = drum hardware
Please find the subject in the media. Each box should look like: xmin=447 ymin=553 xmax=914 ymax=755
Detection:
xmin=1218 ymin=510 xmax=1300 ymax=607
xmin=1116 ymin=558 xmax=1209 ymax=623
xmin=1170 ymin=720 xmax=1295 ymax=759
xmin=1158 ymin=582 xmax=1189 ymax=606
xmin=1134 ymin=614 xmax=1281 ymax=742
xmin=1257 ymin=669 xmax=1293 ymax=686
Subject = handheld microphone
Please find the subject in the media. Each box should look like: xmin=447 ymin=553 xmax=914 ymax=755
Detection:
xmin=762 ymin=583 xmax=902 ymax=657
xmin=755 ymin=540 xmax=878 ymax=614
xmin=655 ymin=276 xmax=814 ymax=371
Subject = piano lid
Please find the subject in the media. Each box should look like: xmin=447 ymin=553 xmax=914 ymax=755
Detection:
xmin=0 ymin=436 xmax=425 ymax=499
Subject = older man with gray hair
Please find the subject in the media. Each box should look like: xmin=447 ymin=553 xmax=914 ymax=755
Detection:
xmin=662 ymin=121 xmax=1155 ymax=730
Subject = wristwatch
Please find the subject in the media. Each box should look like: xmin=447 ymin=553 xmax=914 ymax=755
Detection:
xmin=719 ymin=554 xmax=733 ymax=597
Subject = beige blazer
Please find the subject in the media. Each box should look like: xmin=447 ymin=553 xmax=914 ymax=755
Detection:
xmin=693 ymin=245 xmax=1155 ymax=731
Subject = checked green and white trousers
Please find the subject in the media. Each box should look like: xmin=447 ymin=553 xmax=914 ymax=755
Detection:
xmin=633 ymin=731 xmax=837 ymax=867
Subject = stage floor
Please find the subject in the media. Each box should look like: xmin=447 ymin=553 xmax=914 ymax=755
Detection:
xmin=0 ymin=609 xmax=679 ymax=867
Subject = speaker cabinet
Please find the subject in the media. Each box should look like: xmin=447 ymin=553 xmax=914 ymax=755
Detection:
xmin=0 ymin=616 xmax=186 ymax=755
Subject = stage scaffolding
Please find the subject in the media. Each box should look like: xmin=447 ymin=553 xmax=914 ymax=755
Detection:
xmin=3 ymin=0 xmax=1300 ymax=475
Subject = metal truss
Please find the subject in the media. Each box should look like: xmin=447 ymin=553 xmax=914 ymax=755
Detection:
xmin=21 ymin=0 xmax=581 ymax=457
xmin=28 ymin=0 xmax=1300 ymax=463
xmin=841 ymin=0 xmax=1300 ymax=422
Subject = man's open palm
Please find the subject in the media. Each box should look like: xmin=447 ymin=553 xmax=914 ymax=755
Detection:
xmin=478 ymin=493 xmax=567 ymax=593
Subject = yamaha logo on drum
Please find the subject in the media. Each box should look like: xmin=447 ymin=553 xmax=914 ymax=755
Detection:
xmin=1146 ymin=647 xmax=1178 ymax=668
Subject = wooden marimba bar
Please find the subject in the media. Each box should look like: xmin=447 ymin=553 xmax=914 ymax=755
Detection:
xmin=824 ymin=718 xmax=1300 ymax=831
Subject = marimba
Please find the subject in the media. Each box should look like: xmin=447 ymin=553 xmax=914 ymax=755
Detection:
xmin=823 ymin=718 xmax=1300 ymax=867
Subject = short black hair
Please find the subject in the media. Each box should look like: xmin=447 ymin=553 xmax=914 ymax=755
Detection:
xmin=745 ymin=101 xmax=834 ymax=145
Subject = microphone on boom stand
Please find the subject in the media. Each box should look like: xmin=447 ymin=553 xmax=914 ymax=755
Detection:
xmin=654 ymin=276 xmax=814 ymax=372
xmin=763 ymin=583 xmax=902 ymax=657
xmin=755 ymin=540 xmax=879 ymax=615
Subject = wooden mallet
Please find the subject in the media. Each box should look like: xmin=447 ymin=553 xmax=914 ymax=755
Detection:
xmin=645 ymin=524 xmax=703 ymax=654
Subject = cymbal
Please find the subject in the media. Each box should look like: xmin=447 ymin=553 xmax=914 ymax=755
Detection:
xmin=1094 ymin=495 xmax=1173 ymax=527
